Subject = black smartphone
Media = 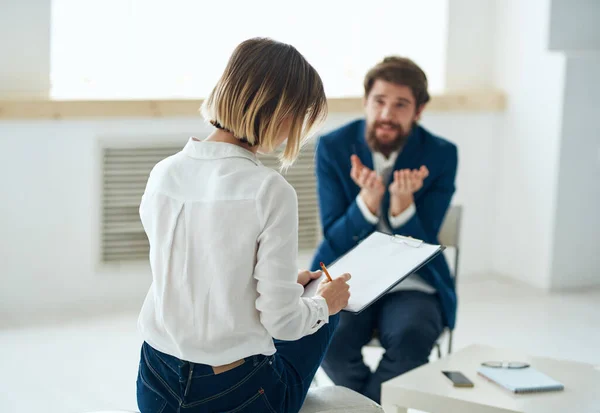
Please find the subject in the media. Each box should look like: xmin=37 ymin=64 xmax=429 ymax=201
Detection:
xmin=442 ymin=371 xmax=474 ymax=387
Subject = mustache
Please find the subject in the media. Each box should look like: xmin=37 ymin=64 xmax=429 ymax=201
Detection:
xmin=373 ymin=121 xmax=401 ymax=130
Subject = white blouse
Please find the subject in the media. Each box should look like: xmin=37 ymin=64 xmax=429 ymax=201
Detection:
xmin=138 ymin=138 xmax=328 ymax=366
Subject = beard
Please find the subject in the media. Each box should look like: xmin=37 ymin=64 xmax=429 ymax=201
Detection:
xmin=366 ymin=120 xmax=414 ymax=158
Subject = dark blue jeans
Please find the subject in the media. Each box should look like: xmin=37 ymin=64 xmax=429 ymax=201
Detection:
xmin=137 ymin=313 xmax=339 ymax=413
xmin=321 ymin=291 xmax=443 ymax=403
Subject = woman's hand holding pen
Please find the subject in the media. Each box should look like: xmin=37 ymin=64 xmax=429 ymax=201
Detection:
xmin=317 ymin=264 xmax=351 ymax=315
xmin=297 ymin=270 xmax=322 ymax=286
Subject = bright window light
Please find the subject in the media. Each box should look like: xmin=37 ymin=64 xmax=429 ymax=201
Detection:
xmin=51 ymin=0 xmax=448 ymax=99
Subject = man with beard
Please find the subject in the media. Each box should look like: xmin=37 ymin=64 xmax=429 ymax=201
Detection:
xmin=310 ymin=56 xmax=458 ymax=403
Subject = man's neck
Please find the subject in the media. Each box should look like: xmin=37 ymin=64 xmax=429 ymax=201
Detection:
xmin=380 ymin=150 xmax=394 ymax=160
xmin=374 ymin=149 xmax=400 ymax=161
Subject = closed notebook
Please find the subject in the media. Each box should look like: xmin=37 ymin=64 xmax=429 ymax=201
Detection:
xmin=478 ymin=366 xmax=564 ymax=394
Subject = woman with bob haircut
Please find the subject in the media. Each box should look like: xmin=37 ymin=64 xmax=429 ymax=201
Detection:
xmin=136 ymin=37 xmax=351 ymax=413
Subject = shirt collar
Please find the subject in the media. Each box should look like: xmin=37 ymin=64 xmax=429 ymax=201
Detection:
xmin=182 ymin=137 xmax=261 ymax=165
xmin=373 ymin=150 xmax=400 ymax=170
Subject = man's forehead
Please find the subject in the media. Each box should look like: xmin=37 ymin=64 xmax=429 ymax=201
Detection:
xmin=371 ymin=80 xmax=415 ymax=102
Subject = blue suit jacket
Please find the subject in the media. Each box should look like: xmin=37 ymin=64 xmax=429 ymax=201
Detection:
xmin=310 ymin=119 xmax=458 ymax=329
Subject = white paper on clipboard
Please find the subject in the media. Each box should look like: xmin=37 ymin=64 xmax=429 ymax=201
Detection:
xmin=302 ymin=231 xmax=443 ymax=313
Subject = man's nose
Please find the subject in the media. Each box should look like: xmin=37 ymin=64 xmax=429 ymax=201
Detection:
xmin=380 ymin=105 xmax=392 ymax=120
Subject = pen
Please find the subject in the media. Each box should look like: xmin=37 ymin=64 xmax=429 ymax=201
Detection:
xmin=320 ymin=262 xmax=333 ymax=282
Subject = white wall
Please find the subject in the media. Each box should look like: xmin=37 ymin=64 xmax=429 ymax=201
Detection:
xmin=0 ymin=0 xmax=50 ymax=97
xmin=445 ymin=0 xmax=496 ymax=90
xmin=550 ymin=63 xmax=600 ymax=288
xmin=549 ymin=0 xmax=600 ymax=51
xmin=0 ymin=112 xmax=500 ymax=326
xmin=490 ymin=0 xmax=566 ymax=289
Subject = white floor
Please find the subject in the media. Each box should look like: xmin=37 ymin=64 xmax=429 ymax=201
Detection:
xmin=1 ymin=276 xmax=599 ymax=413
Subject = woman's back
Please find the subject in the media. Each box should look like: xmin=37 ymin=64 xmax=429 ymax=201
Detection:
xmin=136 ymin=38 xmax=352 ymax=413
xmin=138 ymin=139 xmax=301 ymax=366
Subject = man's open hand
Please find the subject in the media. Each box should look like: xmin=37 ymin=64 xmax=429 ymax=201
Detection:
xmin=389 ymin=166 xmax=429 ymax=216
xmin=350 ymin=155 xmax=385 ymax=215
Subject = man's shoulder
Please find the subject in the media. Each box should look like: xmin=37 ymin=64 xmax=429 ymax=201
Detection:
xmin=319 ymin=118 xmax=364 ymax=147
xmin=418 ymin=125 xmax=457 ymax=155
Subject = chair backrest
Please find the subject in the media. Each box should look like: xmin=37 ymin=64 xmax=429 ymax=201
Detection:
xmin=438 ymin=205 xmax=462 ymax=248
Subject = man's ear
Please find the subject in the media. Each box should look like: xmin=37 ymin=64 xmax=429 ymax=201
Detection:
xmin=415 ymin=104 xmax=426 ymax=121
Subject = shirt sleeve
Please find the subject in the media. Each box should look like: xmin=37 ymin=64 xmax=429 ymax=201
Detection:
xmin=253 ymin=173 xmax=329 ymax=340
xmin=305 ymin=295 xmax=329 ymax=332
xmin=355 ymin=194 xmax=380 ymax=224
xmin=389 ymin=203 xmax=416 ymax=228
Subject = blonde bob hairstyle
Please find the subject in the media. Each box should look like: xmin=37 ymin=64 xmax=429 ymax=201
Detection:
xmin=201 ymin=38 xmax=328 ymax=167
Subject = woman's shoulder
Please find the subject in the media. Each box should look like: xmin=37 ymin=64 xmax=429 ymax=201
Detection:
xmin=254 ymin=166 xmax=297 ymax=208
xmin=144 ymin=152 xmax=185 ymax=186
xmin=257 ymin=166 xmax=295 ymax=194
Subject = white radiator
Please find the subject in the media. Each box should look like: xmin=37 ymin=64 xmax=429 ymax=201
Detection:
xmin=102 ymin=143 xmax=319 ymax=262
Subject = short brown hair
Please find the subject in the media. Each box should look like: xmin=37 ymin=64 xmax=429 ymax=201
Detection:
xmin=202 ymin=38 xmax=327 ymax=167
xmin=364 ymin=57 xmax=430 ymax=106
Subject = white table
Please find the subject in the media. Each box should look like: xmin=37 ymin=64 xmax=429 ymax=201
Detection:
xmin=381 ymin=344 xmax=600 ymax=413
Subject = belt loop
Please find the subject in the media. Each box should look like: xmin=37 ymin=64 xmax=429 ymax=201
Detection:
xmin=253 ymin=355 xmax=258 ymax=367
xmin=184 ymin=362 xmax=194 ymax=398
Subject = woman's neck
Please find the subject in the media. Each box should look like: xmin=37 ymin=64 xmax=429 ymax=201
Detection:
xmin=202 ymin=129 xmax=258 ymax=154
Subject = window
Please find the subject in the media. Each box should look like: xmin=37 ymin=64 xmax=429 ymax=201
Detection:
xmin=51 ymin=0 xmax=448 ymax=99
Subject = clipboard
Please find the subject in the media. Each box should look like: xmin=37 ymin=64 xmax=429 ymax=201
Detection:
xmin=302 ymin=231 xmax=445 ymax=314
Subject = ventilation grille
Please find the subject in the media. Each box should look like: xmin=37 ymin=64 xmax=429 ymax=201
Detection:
xmin=102 ymin=146 xmax=180 ymax=262
xmin=102 ymin=143 xmax=318 ymax=263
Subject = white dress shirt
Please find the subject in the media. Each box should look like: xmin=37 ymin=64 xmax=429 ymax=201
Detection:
xmin=138 ymin=138 xmax=328 ymax=366
xmin=355 ymin=151 xmax=436 ymax=294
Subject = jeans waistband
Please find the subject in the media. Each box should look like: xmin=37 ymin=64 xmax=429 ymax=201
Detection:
xmin=144 ymin=342 xmax=265 ymax=378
